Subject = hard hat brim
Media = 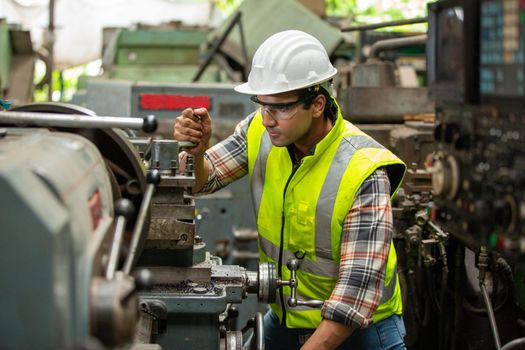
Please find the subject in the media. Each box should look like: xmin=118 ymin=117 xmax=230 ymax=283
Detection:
xmin=234 ymin=68 xmax=338 ymax=96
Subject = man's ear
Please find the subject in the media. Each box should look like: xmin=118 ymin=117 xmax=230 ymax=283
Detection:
xmin=312 ymin=94 xmax=326 ymax=119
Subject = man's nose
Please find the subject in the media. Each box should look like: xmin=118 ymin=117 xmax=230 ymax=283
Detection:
xmin=261 ymin=107 xmax=277 ymax=127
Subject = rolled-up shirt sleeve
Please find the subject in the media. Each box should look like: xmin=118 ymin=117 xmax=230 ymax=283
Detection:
xmin=321 ymin=168 xmax=393 ymax=328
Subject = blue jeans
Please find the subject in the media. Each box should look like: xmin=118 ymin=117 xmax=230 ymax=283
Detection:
xmin=264 ymin=310 xmax=406 ymax=350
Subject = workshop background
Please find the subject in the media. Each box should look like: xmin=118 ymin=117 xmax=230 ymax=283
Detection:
xmin=2 ymin=0 xmax=525 ymax=349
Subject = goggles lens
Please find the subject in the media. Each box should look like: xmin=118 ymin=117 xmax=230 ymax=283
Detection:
xmin=251 ymin=95 xmax=315 ymax=120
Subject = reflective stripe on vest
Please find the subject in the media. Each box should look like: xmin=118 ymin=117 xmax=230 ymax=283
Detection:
xmin=247 ymin=102 xmax=406 ymax=328
xmin=250 ymin=132 xmax=271 ymax=219
xmin=259 ymin=234 xmax=339 ymax=277
xmin=260 ymin=233 xmax=398 ymax=304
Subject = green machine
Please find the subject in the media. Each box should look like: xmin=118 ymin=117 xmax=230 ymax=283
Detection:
xmin=100 ymin=24 xmax=224 ymax=84
xmin=0 ymin=18 xmax=10 ymax=96
xmin=0 ymin=18 xmax=36 ymax=105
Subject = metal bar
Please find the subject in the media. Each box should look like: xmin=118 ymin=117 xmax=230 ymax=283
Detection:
xmin=106 ymin=215 xmax=127 ymax=280
xmin=296 ymin=299 xmax=324 ymax=308
xmin=123 ymin=182 xmax=156 ymax=275
xmin=237 ymin=12 xmax=249 ymax=81
xmin=0 ymin=110 xmax=148 ymax=130
xmin=341 ymin=17 xmax=428 ymax=32
xmin=502 ymin=338 xmax=525 ymax=350
xmin=255 ymin=312 xmax=264 ymax=350
xmin=47 ymin=0 xmax=55 ymax=101
xmin=193 ymin=12 xmax=242 ymax=82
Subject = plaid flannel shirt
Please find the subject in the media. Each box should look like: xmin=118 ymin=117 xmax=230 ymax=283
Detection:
xmin=191 ymin=115 xmax=393 ymax=329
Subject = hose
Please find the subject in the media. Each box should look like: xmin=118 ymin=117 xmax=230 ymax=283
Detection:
xmin=479 ymin=247 xmax=502 ymax=350
xmin=438 ymin=242 xmax=449 ymax=350
xmin=501 ymin=337 xmax=525 ymax=350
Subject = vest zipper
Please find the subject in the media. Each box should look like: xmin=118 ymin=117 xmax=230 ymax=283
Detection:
xmin=278 ymin=160 xmax=301 ymax=327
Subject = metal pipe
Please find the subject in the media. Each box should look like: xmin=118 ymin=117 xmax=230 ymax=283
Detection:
xmin=369 ymin=34 xmax=427 ymax=59
xmin=47 ymin=0 xmax=55 ymax=101
xmin=438 ymin=242 xmax=449 ymax=349
xmin=0 ymin=111 xmax=157 ymax=132
xmin=237 ymin=13 xmax=249 ymax=81
xmin=480 ymin=282 xmax=502 ymax=350
xmin=193 ymin=12 xmax=242 ymax=82
xmin=502 ymin=338 xmax=525 ymax=350
xmin=478 ymin=246 xmax=502 ymax=350
xmin=341 ymin=17 xmax=427 ymax=32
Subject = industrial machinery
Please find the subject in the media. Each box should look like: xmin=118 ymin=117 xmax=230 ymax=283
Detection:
xmin=0 ymin=103 xmax=288 ymax=349
xmin=394 ymin=0 xmax=525 ymax=349
xmin=9 ymin=1 xmax=525 ymax=348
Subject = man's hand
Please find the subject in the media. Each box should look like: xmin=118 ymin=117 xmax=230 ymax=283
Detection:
xmin=173 ymin=107 xmax=212 ymax=157
xmin=301 ymin=319 xmax=355 ymax=350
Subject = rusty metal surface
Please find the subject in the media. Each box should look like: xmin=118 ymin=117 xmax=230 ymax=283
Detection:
xmin=356 ymin=123 xmax=402 ymax=151
xmin=148 ymin=187 xmax=196 ymax=249
xmin=359 ymin=121 xmax=434 ymax=195
xmin=158 ymin=176 xmax=196 ymax=188
xmin=90 ymin=273 xmax=138 ymax=346
xmin=403 ymin=169 xmax=432 ymax=195
xmin=7 ymin=54 xmax=35 ymax=105
xmin=147 ymin=219 xmax=195 ymax=247
xmin=146 ymin=265 xmax=212 ymax=284
xmin=390 ymin=121 xmax=435 ymax=168
xmin=341 ymin=87 xmax=435 ymax=123
xmin=351 ymin=61 xmax=397 ymax=87
xmin=151 ymin=203 xmax=195 ymax=219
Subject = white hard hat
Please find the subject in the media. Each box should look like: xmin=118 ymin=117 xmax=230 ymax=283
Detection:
xmin=234 ymin=30 xmax=337 ymax=95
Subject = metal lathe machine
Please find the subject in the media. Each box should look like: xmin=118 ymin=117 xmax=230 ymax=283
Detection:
xmin=0 ymin=103 xmax=290 ymax=350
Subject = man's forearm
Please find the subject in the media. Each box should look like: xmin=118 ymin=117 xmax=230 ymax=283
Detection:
xmin=190 ymin=154 xmax=209 ymax=193
xmin=301 ymin=319 xmax=355 ymax=350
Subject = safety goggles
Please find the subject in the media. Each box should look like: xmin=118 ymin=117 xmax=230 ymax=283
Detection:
xmin=250 ymin=94 xmax=316 ymax=121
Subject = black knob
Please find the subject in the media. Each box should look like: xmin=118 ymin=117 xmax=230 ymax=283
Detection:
xmin=434 ymin=123 xmax=444 ymax=142
xmin=227 ymin=306 xmax=239 ymax=319
xmin=114 ymin=198 xmax=135 ymax=219
xmin=146 ymin=169 xmax=161 ymax=186
xmin=142 ymin=115 xmax=157 ymax=133
xmin=443 ymin=123 xmax=460 ymax=144
xmin=134 ymin=268 xmax=153 ymax=291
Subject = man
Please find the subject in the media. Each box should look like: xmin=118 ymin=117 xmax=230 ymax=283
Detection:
xmin=174 ymin=30 xmax=407 ymax=350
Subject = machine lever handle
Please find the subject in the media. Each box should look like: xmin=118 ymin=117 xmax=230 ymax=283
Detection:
xmin=242 ymin=312 xmax=265 ymax=350
xmin=122 ymin=170 xmax=161 ymax=275
xmin=106 ymin=198 xmax=134 ymax=280
xmin=0 ymin=110 xmax=158 ymax=133
xmin=283 ymin=258 xmax=325 ymax=309
xmin=177 ymin=141 xmax=196 ymax=149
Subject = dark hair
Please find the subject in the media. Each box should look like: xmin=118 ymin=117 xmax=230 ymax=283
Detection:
xmin=296 ymin=81 xmax=337 ymax=122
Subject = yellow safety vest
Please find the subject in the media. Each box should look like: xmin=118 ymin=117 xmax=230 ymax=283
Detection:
xmin=246 ymin=101 xmax=406 ymax=328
